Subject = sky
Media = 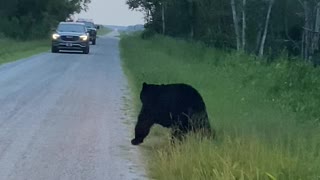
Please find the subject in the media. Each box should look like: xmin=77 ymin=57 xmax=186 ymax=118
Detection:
xmin=76 ymin=0 xmax=144 ymax=26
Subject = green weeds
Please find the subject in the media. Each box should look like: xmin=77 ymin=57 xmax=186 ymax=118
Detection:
xmin=120 ymin=35 xmax=320 ymax=180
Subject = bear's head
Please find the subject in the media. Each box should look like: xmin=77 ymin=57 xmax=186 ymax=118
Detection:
xmin=140 ymin=82 xmax=155 ymax=104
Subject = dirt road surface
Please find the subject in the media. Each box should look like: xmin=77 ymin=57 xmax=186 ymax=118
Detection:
xmin=0 ymin=31 xmax=147 ymax=180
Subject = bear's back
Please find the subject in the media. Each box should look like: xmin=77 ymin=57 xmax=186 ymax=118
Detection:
xmin=151 ymin=83 xmax=206 ymax=113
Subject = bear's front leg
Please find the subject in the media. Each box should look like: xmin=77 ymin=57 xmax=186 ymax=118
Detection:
xmin=131 ymin=113 xmax=153 ymax=145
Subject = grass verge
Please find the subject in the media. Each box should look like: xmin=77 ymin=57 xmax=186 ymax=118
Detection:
xmin=120 ymin=35 xmax=320 ymax=180
xmin=97 ymin=26 xmax=112 ymax=36
xmin=0 ymin=39 xmax=49 ymax=65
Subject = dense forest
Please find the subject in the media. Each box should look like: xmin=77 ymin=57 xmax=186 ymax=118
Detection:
xmin=0 ymin=0 xmax=91 ymax=39
xmin=127 ymin=0 xmax=320 ymax=63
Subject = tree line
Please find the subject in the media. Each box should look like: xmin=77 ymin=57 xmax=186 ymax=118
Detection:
xmin=127 ymin=0 xmax=320 ymax=62
xmin=0 ymin=0 xmax=91 ymax=39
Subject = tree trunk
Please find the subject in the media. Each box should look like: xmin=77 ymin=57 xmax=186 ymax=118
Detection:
xmin=161 ymin=2 xmax=165 ymax=35
xmin=311 ymin=3 xmax=320 ymax=59
xmin=303 ymin=1 xmax=309 ymax=60
xmin=302 ymin=0 xmax=312 ymax=61
xmin=231 ymin=0 xmax=241 ymax=51
xmin=301 ymin=30 xmax=305 ymax=59
xmin=255 ymin=24 xmax=263 ymax=53
xmin=189 ymin=1 xmax=195 ymax=38
xmin=259 ymin=0 xmax=275 ymax=57
xmin=241 ymin=0 xmax=246 ymax=51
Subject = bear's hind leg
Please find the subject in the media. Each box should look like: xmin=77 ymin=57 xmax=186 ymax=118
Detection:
xmin=170 ymin=124 xmax=188 ymax=144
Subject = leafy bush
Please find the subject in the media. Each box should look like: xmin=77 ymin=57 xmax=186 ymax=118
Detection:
xmin=231 ymin=55 xmax=320 ymax=124
xmin=141 ymin=29 xmax=157 ymax=39
xmin=0 ymin=0 xmax=91 ymax=40
xmin=0 ymin=16 xmax=53 ymax=40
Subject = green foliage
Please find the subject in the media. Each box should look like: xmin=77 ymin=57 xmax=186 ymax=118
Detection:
xmin=120 ymin=35 xmax=320 ymax=179
xmin=266 ymin=61 xmax=320 ymax=124
xmin=127 ymin=0 xmax=306 ymax=57
xmin=141 ymin=28 xmax=157 ymax=39
xmin=0 ymin=38 xmax=49 ymax=65
xmin=0 ymin=0 xmax=91 ymax=39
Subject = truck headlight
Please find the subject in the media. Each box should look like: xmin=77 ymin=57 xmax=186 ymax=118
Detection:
xmin=80 ymin=35 xmax=88 ymax=41
xmin=52 ymin=33 xmax=60 ymax=40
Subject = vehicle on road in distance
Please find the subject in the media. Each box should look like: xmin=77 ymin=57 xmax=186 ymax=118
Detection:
xmin=51 ymin=22 xmax=90 ymax=54
xmin=76 ymin=18 xmax=99 ymax=45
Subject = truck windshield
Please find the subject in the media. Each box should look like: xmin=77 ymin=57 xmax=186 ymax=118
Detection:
xmin=57 ymin=24 xmax=85 ymax=32
xmin=78 ymin=21 xmax=95 ymax=28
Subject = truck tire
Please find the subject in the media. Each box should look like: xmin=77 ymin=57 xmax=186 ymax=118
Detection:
xmin=51 ymin=46 xmax=58 ymax=53
xmin=83 ymin=46 xmax=90 ymax=54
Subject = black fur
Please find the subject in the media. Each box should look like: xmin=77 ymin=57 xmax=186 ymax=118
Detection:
xmin=131 ymin=82 xmax=214 ymax=145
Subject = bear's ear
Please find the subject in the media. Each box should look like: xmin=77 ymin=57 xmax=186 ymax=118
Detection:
xmin=143 ymin=82 xmax=148 ymax=88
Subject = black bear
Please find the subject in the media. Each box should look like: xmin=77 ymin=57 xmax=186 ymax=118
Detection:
xmin=131 ymin=82 xmax=214 ymax=145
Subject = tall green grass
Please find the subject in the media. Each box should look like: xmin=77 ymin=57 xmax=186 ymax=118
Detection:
xmin=120 ymin=35 xmax=320 ymax=180
xmin=97 ymin=26 xmax=112 ymax=36
xmin=0 ymin=38 xmax=49 ymax=65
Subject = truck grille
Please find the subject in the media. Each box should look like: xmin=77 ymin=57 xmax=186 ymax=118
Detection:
xmin=61 ymin=35 xmax=79 ymax=41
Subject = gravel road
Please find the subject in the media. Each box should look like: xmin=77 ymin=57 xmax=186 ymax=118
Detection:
xmin=0 ymin=31 xmax=147 ymax=180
